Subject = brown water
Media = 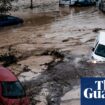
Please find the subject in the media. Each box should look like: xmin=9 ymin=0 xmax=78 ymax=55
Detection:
xmin=0 ymin=7 xmax=105 ymax=47
xmin=0 ymin=6 xmax=105 ymax=72
xmin=1 ymin=6 xmax=105 ymax=105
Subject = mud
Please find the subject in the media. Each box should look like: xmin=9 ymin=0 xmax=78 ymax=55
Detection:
xmin=0 ymin=6 xmax=105 ymax=105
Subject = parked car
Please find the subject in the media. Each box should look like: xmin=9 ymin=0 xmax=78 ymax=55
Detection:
xmin=91 ymin=31 xmax=105 ymax=63
xmin=96 ymin=0 xmax=105 ymax=12
xmin=0 ymin=66 xmax=29 ymax=105
xmin=59 ymin=0 xmax=95 ymax=6
xmin=76 ymin=0 xmax=95 ymax=6
xmin=59 ymin=0 xmax=77 ymax=5
xmin=0 ymin=15 xmax=23 ymax=27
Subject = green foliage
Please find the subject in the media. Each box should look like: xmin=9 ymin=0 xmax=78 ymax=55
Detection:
xmin=0 ymin=0 xmax=15 ymax=16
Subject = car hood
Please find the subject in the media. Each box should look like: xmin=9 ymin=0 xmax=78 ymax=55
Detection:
xmin=93 ymin=53 xmax=105 ymax=61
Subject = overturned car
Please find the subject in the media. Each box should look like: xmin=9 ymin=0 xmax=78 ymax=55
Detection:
xmin=91 ymin=31 xmax=105 ymax=63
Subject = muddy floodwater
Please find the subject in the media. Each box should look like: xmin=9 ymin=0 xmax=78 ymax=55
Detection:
xmin=1 ymin=6 xmax=105 ymax=105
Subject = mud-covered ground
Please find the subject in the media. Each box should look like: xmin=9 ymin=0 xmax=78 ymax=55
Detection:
xmin=0 ymin=6 xmax=105 ymax=105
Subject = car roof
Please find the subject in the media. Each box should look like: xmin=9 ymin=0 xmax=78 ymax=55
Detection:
xmin=0 ymin=66 xmax=17 ymax=82
xmin=98 ymin=31 xmax=105 ymax=45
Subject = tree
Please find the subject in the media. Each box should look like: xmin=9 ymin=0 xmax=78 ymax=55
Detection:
xmin=0 ymin=0 xmax=14 ymax=16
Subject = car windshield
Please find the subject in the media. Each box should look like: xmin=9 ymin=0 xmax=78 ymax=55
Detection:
xmin=63 ymin=0 xmax=70 ymax=1
xmin=95 ymin=44 xmax=105 ymax=57
xmin=1 ymin=81 xmax=25 ymax=98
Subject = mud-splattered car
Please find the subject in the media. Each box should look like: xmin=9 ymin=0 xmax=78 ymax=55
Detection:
xmin=0 ymin=66 xmax=29 ymax=105
xmin=91 ymin=31 xmax=105 ymax=63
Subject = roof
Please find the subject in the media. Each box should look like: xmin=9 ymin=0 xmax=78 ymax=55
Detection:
xmin=0 ymin=66 xmax=17 ymax=82
xmin=98 ymin=31 xmax=105 ymax=45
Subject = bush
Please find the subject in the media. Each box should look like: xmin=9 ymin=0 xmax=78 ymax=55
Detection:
xmin=0 ymin=0 xmax=15 ymax=16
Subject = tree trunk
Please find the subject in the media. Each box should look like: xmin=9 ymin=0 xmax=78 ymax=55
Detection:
xmin=30 ymin=0 xmax=33 ymax=9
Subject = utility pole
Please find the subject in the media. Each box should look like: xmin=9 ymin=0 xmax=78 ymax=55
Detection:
xmin=30 ymin=0 xmax=33 ymax=9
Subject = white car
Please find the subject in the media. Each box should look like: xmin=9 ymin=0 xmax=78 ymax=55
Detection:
xmin=91 ymin=31 xmax=105 ymax=63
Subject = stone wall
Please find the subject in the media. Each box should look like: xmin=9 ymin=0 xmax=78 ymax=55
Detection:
xmin=12 ymin=0 xmax=59 ymax=13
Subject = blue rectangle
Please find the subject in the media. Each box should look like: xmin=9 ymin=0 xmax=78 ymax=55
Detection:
xmin=81 ymin=77 xmax=105 ymax=105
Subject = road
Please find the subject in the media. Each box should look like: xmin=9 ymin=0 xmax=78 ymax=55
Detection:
xmin=0 ymin=6 xmax=105 ymax=105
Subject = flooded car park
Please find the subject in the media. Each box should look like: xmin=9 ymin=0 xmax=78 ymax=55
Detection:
xmin=0 ymin=6 xmax=105 ymax=105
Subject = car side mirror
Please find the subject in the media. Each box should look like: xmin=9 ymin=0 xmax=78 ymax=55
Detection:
xmin=92 ymin=47 xmax=95 ymax=51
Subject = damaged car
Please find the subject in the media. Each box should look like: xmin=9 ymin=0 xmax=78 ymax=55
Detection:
xmin=91 ymin=31 xmax=105 ymax=63
xmin=0 ymin=66 xmax=29 ymax=105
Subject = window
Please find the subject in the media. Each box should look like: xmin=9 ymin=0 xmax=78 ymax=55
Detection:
xmin=2 ymin=81 xmax=25 ymax=98
xmin=95 ymin=44 xmax=105 ymax=57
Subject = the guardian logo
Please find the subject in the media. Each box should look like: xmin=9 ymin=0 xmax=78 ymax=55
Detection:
xmin=81 ymin=78 xmax=105 ymax=105
xmin=84 ymin=80 xmax=105 ymax=99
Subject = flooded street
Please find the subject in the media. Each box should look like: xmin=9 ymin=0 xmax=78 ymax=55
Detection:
xmin=1 ymin=6 xmax=105 ymax=105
